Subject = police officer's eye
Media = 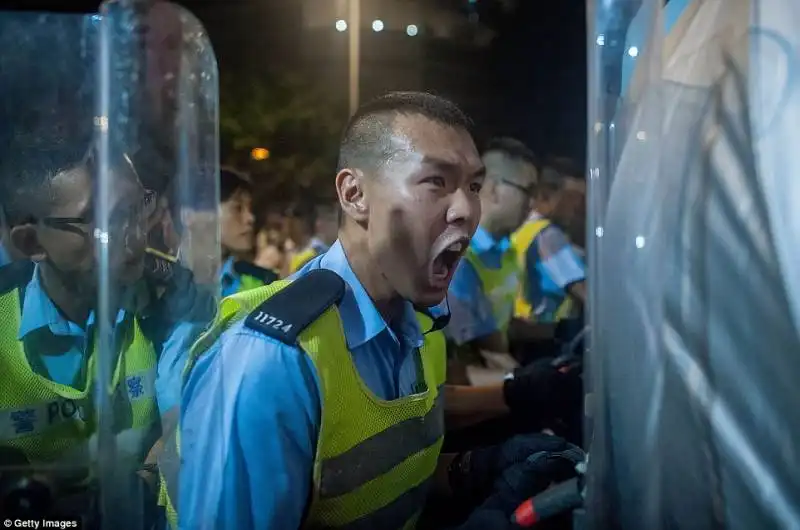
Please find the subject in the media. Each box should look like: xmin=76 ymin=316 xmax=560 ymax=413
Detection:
xmin=469 ymin=181 xmax=483 ymax=193
xmin=424 ymin=176 xmax=446 ymax=188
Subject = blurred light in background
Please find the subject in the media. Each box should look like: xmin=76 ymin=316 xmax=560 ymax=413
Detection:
xmin=406 ymin=24 xmax=418 ymax=36
xmin=335 ymin=19 xmax=348 ymax=32
xmin=628 ymin=46 xmax=639 ymax=57
xmin=251 ymin=147 xmax=270 ymax=161
xmin=372 ymin=19 xmax=384 ymax=32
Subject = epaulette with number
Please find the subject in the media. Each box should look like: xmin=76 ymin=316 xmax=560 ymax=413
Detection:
xmin=244 ymin=269 xmax=346 ymax=345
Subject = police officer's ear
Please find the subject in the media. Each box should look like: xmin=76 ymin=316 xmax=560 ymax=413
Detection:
xmin=9 ymin=224 xmax=47 ymax=262
xmin=335 ymin=168 xmax=369 ymax=224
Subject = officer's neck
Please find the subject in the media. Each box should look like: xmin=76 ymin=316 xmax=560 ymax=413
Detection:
xmin=39 ymin=263 xmax=93 ymax=328
xmin=339 ymin=232 xmax=404 ymax=323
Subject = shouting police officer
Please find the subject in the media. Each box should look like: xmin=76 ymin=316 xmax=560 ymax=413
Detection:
xmin=177 ymin=92 xmax=577 ymax=530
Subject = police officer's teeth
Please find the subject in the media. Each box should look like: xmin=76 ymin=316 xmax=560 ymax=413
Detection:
xmin=447 ymin=242 xmax=464 ymax=253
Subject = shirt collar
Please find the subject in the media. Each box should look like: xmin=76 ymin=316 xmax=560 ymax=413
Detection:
xmin=219 ymin=256 xmax=238 ymax=283
xmin=471 ymin=225 xmax=510 ymax=254
xmin=19 ymin=265 xmax=125 ymax=341
xmin=314 ymin=240 xmax=424 ymax=350
xmin=309 ymin=237 xmax=330 ymax=255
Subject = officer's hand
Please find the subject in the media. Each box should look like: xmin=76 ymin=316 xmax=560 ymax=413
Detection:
xmin=448 ymin=433 xmax=571 ymax=505
xmin=502 ymin=357 xmax=583 ymax=424
xmin=480 ymin=444 xmax=584 ymax=515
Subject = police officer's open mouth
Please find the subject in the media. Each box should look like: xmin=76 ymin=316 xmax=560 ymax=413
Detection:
xmin=431 ymin=241 xmax=466 ymax=281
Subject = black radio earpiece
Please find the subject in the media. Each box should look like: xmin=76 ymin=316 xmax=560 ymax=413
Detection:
xmin=415 ymin=296 xmax=452 ymax=335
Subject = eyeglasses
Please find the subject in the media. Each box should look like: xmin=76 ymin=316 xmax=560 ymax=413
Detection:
xmin=498 ymin=178 xmax=535 ymax=197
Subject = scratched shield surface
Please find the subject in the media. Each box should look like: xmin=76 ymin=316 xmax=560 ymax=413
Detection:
xmin=0 ymin=3 xmax=220 ymax=528
xmin=93 ymin=2 xmax=220 ymax=528
xmin=585 ymin=0 xmax=800 ymax=528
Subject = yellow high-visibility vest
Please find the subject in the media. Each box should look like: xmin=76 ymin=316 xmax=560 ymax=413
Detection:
xmin=511 ymin=217 xmax=575 ymax=321
xmin=160 ymin=271 xmax=446 ymax=529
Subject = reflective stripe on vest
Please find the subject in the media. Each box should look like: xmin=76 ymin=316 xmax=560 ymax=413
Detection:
xmin=462 ymin=246 xmax=520 ymax=333
xmin=0 ymin=287 xmax=160 ymax=469
xmin=161 ymin=278 xmax=447 ymax=530
xmin=511 ymin=217 xmax=574 ymax=321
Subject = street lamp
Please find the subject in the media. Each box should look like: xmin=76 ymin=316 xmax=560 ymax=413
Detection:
xmin=251 ymin=147 xmax=270 ymax=161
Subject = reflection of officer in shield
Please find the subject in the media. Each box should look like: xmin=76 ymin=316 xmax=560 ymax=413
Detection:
xmin=0 ymin=120 xmax=195 ymax=522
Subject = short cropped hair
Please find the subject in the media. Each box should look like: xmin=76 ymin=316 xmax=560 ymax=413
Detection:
xmin=337 ymin=91 xmax=473 ymax=173
xmin=483 ymin=137 xmax=539 ymax=169
xmin=219 ymin=167 xmax=252 ymax=203
xmin=536 ymin=157 xmax=584 ymax=199
xmin=0 ymin=120 xmax=92 ymax=224
xmin=539 ymin=156 xmax=583 ymax=195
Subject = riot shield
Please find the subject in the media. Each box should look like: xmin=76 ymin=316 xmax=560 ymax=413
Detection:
xmin=0 ymin=9 xmax=102 ymax=524
xmin=585 ymin=0 xmax=800 ymax=528
xmin=0 ymin=3 xmax=220 ymax=528
xmin=94 ymin=2 xmax=220 ymax=529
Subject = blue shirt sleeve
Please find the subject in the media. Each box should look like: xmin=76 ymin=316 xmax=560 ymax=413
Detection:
xmin=179 ymin=324 xmax=322 ymax=530
xmin=153 ymin=321 xmax=204 ymax=414
xmin=530 ymin=225 xmax=586 ymax=290
xmin=444 ymin=259 xmax=499 ymax=345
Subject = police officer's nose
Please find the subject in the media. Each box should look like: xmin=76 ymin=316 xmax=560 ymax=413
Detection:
xmin=446 ymin=187 xmax=479 ymax=227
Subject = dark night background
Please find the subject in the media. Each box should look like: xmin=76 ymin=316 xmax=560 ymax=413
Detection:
xmin=183 ymin=0 xmax=588 ymax=164
xmin=2 ymin=0 xmax=589 ymax=198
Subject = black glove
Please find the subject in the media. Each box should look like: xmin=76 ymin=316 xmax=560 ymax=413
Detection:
xmin=448 ymin=433 xmax=571 ymax=505
xmin=480 ymin=444 xmax=585 ymax=515
xmin=502 ymin=357 xmax=583 ymax=426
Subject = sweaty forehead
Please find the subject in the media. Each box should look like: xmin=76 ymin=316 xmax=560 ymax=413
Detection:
xmin=386 ymin=114 xmax=480 ymax=167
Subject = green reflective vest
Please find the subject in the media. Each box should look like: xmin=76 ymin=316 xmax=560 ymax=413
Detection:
xmin=0 ymin=286 xmax=160 ymax=485
xmin=229 ymin=260 xmax=279 ymax=294
xmin=463 ymin=245 xmax=521 ymax=333
xmin=511 ymin=217 xmax=575 ymax=321
xmin=161 ymin=274 xmax=447 ymax=529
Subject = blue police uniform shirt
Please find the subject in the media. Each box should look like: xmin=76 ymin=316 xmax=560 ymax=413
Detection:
xmin=0 ymin=243 xmax=10 ymax=267
xmin=309 ymin=236 xmax=331 ymax=255
xmin=445 ymin=226 xmax=509 ymax=345
xmin=523 ymin=212 xmax=586 ymax=322
xmin=219 ymin=257 xmax=241 ymax=298
xmin=17 ymin=265 xmax=197 ymax=414
xmin=179 ymin=240 xmax=426 ymax=530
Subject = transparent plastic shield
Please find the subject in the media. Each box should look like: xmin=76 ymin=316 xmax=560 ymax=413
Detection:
xmin=0 ymin=11 xmax=101 ymax=523
xmin=586 ymin=0 xmax=800 ymax=528
xmin=93 ymin=2 xmax=220 ymax=528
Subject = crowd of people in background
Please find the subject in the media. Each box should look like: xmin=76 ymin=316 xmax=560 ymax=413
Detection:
xmin=218 ymin=166 xmax=342 ymax=284
xmin=219 ymin=158 xmax=585 ymax=291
